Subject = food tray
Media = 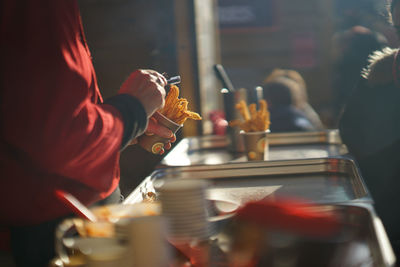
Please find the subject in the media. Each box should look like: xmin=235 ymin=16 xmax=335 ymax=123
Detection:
xmin=268 ymin=129 xmax=343 ymax=145
xmin=161 ymin=130 xmax=348 ymax=166
xmin=125 ymin=158 xmax=370 ymax=206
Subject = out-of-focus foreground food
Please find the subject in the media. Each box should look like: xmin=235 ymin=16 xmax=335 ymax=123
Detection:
xmin=74 ymin=203 xmax=160 ymax=237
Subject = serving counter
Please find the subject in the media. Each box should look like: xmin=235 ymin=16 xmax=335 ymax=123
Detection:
xmin=126 ymin=129 xmax=351 ymax=204
xmin=122 ymin=130 xmax=396 ymax=266
xmin=125 ymin=158 xmax=369 ymax=206
xmin=160 ymin=130 xmax=348 ymax=166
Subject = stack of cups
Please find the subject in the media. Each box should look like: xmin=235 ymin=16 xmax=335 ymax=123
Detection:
xmin=158 ymin=179 xmax=214 ymax=244
xmin=116 ymin=216 xmax=170 ymax=267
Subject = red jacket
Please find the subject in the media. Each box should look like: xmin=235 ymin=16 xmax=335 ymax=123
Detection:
xmin=0 ymin=0 xmax=146 ymax=225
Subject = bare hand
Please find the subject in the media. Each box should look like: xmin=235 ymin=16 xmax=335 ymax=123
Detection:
xmin=129 ymin=117 xmax=177 ymax=154
xmin=119 ymin=69 xmax=167 ymax=117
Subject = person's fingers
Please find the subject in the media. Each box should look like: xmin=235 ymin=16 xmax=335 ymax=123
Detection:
xmin=142 ymin=70 xmax=167 ymax=88
xmin=129 ymin=138 xmax=138 ymax=145
xmin=164 ymin=142 xmax=172 ymax=150
xmin=146 ymin=119 xmax=173 ymax=138
xmin=118 ymin=69 xmax=167 ymax=117
xmin=145 ymin=69 xmax=168 ymax=86
xmin=144 ymin=72 xmax=166 ymax=109
xmin=155 ymin=73 xmax=167 ymax=87
xmin=141 ymin=71 xmax=167 ymax=96
xmin=163 ymin=133 xmax=176 ymax=151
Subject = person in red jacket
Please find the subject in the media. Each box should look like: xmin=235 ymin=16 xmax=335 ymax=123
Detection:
xmin=0 ymin=1 xmax=175 ymax=266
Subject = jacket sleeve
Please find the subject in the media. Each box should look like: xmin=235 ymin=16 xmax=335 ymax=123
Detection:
xmin=1 ymin=0 xmax=147 ymax=192
xmin=103 ymin=94 xmax=148 ymax=150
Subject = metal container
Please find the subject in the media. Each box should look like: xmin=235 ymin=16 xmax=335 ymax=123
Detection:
xmin=161 ymin=130 xmax=348 ymax=166
xmin=125 ymin=157 xmax=370 ymax=206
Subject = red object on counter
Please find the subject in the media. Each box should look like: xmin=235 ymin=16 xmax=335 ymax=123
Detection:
xmin=235 ymin=198 xmax=341 ymax=237
xmin=209 ymin=110 xmax=228 ymax=136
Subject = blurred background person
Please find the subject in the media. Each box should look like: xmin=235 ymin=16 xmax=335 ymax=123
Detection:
xmin=263 ymin=69 xmax=324 ymax=130
xmin=339 ymin=0 xmax=400 ymax=257
xmin=331 ymin=25 xmax=388 ymax=125
xmin=262 ymin=77 xmax=317 ymax=132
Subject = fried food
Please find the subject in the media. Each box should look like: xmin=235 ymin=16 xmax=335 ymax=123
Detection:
xmin=230 ymin=100 xmax=270 ymax=132
xmin=142 ymin=191 xmax=158 ymax=203
xmin=159 ymin=84 xmax=202 ymax=124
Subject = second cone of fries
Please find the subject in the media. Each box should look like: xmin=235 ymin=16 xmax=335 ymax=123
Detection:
xmin=240 ymin=129 xmax=270 ymax=161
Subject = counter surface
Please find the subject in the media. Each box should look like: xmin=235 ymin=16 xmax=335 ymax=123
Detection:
xmin=122 ymin=131 xmax=396 ymax=266
xmin=161 ymin=130 xmax=348 ymax=167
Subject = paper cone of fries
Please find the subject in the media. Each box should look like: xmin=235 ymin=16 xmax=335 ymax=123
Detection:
xmin=229 ymin=99 xmax=271 ymax=161
xmin=138 ymin=112 xmax=182 ymax=155
xmin=240 ymin=129 xmax=270 ymax=161
xmin=138 ymin=84 xmax=201 ymax=155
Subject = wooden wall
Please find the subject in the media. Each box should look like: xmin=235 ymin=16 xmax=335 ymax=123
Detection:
xmin=78 ymin=0 xmax=178 ymax=99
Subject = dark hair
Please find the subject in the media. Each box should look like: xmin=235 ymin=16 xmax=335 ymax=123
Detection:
xmin=262 ymin=78 xmax=301 ymax=108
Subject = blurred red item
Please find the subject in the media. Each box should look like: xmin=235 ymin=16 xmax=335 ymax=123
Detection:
xmin=235 ymin=198 xmax=341 ymax=238
xmin=209 ymin=110 xmax=228 ymax=136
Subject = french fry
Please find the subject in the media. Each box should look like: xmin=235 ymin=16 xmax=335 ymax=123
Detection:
xmin=159 ymin=85 xmax=202 ymax=124
xmin=249 ymin=103 xmax=257 ymax=120
xmin=236 ymin=100 xmax=251 ymax=121
xmin=164 ymin=84 xmax=179 ymax=110
xmin=230 ymin=99 xmax=270 ymax=132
